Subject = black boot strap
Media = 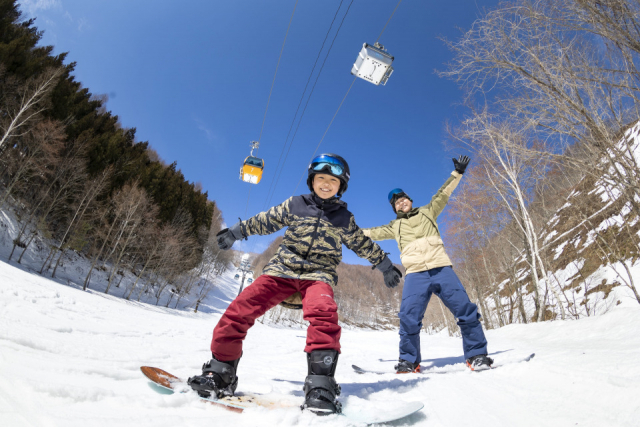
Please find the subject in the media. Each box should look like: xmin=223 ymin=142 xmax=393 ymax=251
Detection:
xmin=304 ymin=375 xmax=340 ymax=396
xmin=203 ymin=359 xmax=236 ymax=385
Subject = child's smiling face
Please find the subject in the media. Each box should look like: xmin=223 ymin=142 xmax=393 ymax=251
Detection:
xmin=312 ymin=173 xmax=341 ymax=199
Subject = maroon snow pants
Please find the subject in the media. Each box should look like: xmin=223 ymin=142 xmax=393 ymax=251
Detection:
xmin=210 ymin=274 xmax=341 ymax=362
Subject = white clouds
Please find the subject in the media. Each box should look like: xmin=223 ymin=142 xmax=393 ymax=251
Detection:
xmin=19 ymin=0 xmax=60 ymax=16
xmin=194 ymin=117 xmax=220 ymax=144
xmin=197 ymin=122 xmax=215 ymax=141
xmin=20 ymin=1 xmax=89 ymax=33
xmin=77 ymin=16 xmax=89 ymax=32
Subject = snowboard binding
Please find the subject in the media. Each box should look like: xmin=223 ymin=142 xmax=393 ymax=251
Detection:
xmin=466 ymin=354 xmax=494 ymax=371
xmin=188 ymin=356 xmax=240 ymax=399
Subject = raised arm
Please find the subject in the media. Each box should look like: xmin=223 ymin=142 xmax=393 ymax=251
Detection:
xmin=421 ymin=155 xmax=469 ymax=218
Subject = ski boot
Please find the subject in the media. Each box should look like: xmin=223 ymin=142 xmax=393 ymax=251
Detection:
xmin=301 ymin=349 xmax=342 ymax=415
xmin=466 ymin=354 xmax=494 ymax=371
xmin=187 ymin=356 xmax=240 ymax=398
xmin=395 ymin=359 xmax=421 ymax=373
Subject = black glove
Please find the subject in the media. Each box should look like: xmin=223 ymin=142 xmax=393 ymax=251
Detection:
xmin=375 ymin=256 xmax=402 ymax=288
xmin=452 ymin=155 xmax=470 ymax=174
xmin=216 ymin=222 xmax=244 ymax=250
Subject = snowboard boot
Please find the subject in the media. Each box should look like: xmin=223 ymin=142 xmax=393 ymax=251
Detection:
xmin=395 ymin=359 xmax=421 ymax=373
xmin=466 ymin=354 xmax=494 ymax=371
xmin=187 ymin=356 xmax=240 ymax=398
xmin=301 ymin=349 xmax=342 ymax=415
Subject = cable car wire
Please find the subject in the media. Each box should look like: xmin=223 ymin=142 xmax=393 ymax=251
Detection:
xmin=376 ymin=0 xmax=403 ymax=43
xmin=265 ymin=0 xmax=355 ymax=208
xmin=244 ymin=185 xmax=252 ymax=217
xmin=291 ymin=0 xmax=403 ymax=196
xmin=257 ymin=0 xmax=300 ymax=145
xmin=262 ymin=0 xmax=347 ymax=210
xmin=291 ymin=76 xmax=356 ymax=197
xmin=244 ymin=0 xmax=299 ymax=217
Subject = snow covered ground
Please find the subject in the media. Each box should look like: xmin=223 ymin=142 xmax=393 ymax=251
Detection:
xmin=2 ymin=259 xmax=640 ymax=427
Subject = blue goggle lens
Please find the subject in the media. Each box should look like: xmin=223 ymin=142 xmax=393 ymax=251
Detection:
xmin=312 ymin=162 xmax=344 ymax=175
xmin=310 ymin=155 xmax=345 ymax=176
xmin=388 ymin=188 xmax=405 ymax=202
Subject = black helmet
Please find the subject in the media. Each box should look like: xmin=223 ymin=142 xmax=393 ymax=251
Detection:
xmin=307 ymin=153 xmax=350 ymax=197
xmin=388 ymin=188 xmax=412 ymax=212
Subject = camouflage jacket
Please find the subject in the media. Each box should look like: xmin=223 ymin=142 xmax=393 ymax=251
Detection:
xmin=240 ymin=194 xmax=387 ymax=287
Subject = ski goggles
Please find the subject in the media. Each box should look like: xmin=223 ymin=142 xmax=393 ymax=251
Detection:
xmin=310 ymin=155 xmax=347 ymax=177
xmin=388 ymin=188 xmax=408 ymax=203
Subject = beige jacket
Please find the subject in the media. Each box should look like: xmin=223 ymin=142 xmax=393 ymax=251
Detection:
xmin=363 ymin=171 xmax=462 ymax=274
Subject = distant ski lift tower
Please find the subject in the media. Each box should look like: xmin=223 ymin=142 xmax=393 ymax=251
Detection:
xmin=351 ymin=42 xmax=394 ymax=85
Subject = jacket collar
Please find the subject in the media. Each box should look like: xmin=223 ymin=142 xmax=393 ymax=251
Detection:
xmin=305 ymin=193 xmax=346 ymax=211
xmin=396 ymin=207 xmax=419 ymax=220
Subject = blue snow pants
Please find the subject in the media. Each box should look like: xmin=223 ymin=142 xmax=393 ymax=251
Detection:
xmin=399 ymin=266 xmax=487 ymax=363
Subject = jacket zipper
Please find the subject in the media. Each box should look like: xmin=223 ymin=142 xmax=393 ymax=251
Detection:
xmin=304 ymin=208 xmax=324 ymax=260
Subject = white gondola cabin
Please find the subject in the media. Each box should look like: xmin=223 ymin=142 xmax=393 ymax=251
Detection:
xmin=351 ymin=42 xmax=394 ymax=86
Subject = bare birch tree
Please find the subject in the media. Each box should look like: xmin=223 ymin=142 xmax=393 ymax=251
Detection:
xmin=0 ymin=67 xmax=62 ymax=151
xmin=0 ymin=120 xmax=64 ymax=209
xmin=9 ymin=136 xmax=87 ymax=262
xmin=103 ymin=182 xmax=157 ymax=294
xmin=450 ymin=113 xmax=566 ymax=321
xmin=124 ymin=222 xmax=172 ymax=300
xmin=45 ymin=167 xmax=113 ymax=278
xmin=441 ymin=0 xmax=640 ymax=217
xmin=83 ymin=195 xmax=126 ymax=290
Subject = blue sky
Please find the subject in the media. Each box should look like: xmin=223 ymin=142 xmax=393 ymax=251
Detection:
xmin=21 ymin=0 xmax=499 ymax=264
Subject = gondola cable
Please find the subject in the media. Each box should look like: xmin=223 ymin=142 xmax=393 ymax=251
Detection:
xmin=243 ymin=0 xmax=299 ymax=217
xmin=265 ymin=0 xmax=355 ymax=208
xmin=376 ymin=0 xmax=402 ymax=43
xmin=290 ymin=76 xmax=356 ymax=197
xmin=262 ymin=0 xmax=348 ymax=210
xmin=257 ymin=1 xmax=299 ymax=145
xmin=291 ymin=0 xmax=403 ymax=196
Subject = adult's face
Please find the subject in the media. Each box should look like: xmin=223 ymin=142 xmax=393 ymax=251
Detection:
xmin=395 ymin=197 xmax=413 ymax=213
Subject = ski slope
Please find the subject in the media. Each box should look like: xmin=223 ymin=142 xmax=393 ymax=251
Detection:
xmin=1 ymin=259 xmax=639 ymax=427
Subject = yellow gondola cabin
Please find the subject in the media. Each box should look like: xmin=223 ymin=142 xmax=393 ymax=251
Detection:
xmin=240 ymin=156 xmax=264 ymax=184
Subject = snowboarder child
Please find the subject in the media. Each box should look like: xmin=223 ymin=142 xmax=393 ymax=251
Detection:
xmin=188 ymin=153 xmax=402 ymax=415
xmin=363 ymin=155 xmax=493 ymax=372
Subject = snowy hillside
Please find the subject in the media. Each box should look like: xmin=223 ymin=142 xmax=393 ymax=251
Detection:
xmin=0 ymin=207 xmax=235 ymax=314
xmin=2 ymin=259 xmax=639 ymax=427
xmin=486 ymin=122 xmax=640 ymax=324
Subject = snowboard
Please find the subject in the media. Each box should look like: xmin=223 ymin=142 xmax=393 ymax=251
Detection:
xmin=140 ymin=366 xmax=284 ymax=413
xmin=141 ymin=366 xmax=424 ymax=423
xmin=352 ymin=353 xmax=535 ymax=375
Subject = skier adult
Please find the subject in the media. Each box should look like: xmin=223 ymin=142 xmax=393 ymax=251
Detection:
xmin=187 ymin=153 xmax=402 ymax=414
xmin=363 ymin=156 xmax=493 ymax=372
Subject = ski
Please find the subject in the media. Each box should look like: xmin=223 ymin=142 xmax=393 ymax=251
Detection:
xmin=352 ymin=353 xmax=535 ymax=375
